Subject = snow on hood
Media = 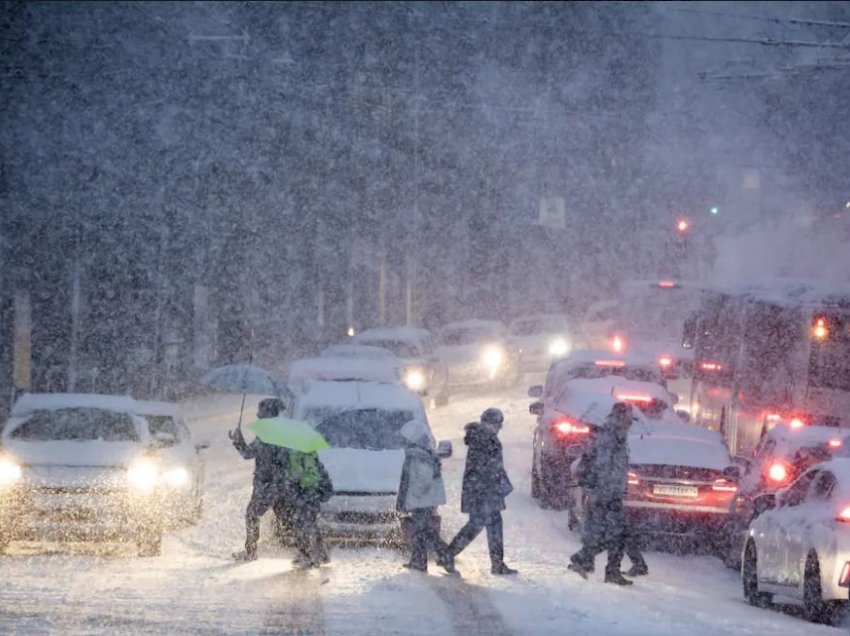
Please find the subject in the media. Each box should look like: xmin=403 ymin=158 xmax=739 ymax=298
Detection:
xmin=4 ymin=439 xmax=146 ymax=468
xmin=318 ymin=448 xmax=404 ymax=493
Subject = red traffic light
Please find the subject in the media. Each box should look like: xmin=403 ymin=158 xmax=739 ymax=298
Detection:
xmin=676 ymin=219 xmax=690 ymax=233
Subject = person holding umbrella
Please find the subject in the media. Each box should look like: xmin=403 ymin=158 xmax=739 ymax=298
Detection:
xmin=229 ymin=397 xmax=292 ymax=561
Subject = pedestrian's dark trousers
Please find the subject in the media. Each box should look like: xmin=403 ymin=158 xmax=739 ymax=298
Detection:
xmin=408 ymin=507 xmax=451 ymax=569
xmin=245 ymin=489 xmax=289 ymax=557
xmin=448 ymin=510 xmax=504 ymax=567
xmin=572 ymin=497 xmax=631 ymax=576
xmin=295 ymin=502 xmax=327 ymax=563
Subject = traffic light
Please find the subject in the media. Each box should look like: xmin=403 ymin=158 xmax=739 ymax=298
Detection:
xmin=676 ymin=219 xmax=689 ymax=233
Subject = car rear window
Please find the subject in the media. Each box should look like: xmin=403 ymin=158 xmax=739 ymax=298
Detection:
xmin=9 ymin=408 xmax=140 ymax=442
xmin=315 ymin=408 xmax=415 ymax=450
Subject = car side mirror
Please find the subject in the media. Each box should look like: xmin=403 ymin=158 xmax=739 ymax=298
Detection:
xmin=675 ymin=409 xmax=691 ymax=423
xmin=437 ymin=440 xmax=453 ymax=459
xmin=528 ymin=384 xmax=543 ymax=398
xmin=753 ymin=492 xmax=776 ymax=515
xmin=722 ymin=465 xmax=741 ymax=481
xmin=529 ymin=401 xmax=544 ymax=416
xmin=195 ymin=442 xmax=210 ymax=452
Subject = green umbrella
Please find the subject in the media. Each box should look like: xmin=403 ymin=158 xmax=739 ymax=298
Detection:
xmin=247 ymin=416 xmax=330 ymax=452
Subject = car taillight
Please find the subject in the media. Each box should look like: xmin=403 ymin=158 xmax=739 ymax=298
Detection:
xmin=829 ymin=438 xmax=843 ymax=448
xmin=838 ymin=507 xmax=850 ymax=522
xmin=700 ymin=361 xmax=723 ymax=371
xmin=658 ymin=356 xmax=673 ymax=369
xmin=767 ymin=461 xmax=789 ymax=483
xmin=551 ymin=416 xmax=590 ymax=436
xmin=789 ymin=417 xmax=805 ymax=429
xmin=594 ymin=359 xmax=625 ymax=368
xmin=712 ymin=478 xmax=738 ymax=493
xmin=611 ymin=335 xmax=626 ymax=353
xmin=615 ymin=393 xmax=653 ymax=404
xmin=627 ymin=471 xmax=639 ymax=486
xmin=839 ymin=562 xmax=850 ymax=587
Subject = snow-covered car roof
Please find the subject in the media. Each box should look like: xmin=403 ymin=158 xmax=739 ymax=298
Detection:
xmin=764 ymin=423 xmax=847 ymax=457
xmin=288 ymin=356 xmax=400 ymax=392
xmin=10 ymin=392 xmax=139 ymax=417
xmin=628 ymin=425 xmax=732 ymax=470
xmin=320 ymin=343 xmax=398 ymax=361
xmin=551 ymin=389 xmax=629 ymax=428
xmin=133 ymin=400 xmax=184 ymax=418
xmin=354 ymin=326 xmax=433 ymax=345
xmin=554 ymin=349 xmax=658 ymax=369
xmin=296 ymin=380 xmax=424 ymax=414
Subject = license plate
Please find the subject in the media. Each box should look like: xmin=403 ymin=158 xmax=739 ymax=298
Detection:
xmin=652 ymin=484 xmax=698 ymax=498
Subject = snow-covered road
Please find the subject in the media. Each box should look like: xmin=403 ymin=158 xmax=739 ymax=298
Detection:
xmin=0 ymin=384 xmax=843 ymax=635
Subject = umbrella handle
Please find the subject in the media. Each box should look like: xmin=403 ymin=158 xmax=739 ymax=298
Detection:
xmin=237 ymin=392 xmax=247 ymax=427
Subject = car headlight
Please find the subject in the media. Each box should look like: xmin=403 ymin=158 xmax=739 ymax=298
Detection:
xmin=404 ymin=368 xmax=427 ymax=392
xmin=481 ymin=345 xmax=504 ymax=371
xmin=127 ymin=457 xmax=160 ymax=493
xmin=0 ymin=456 xmax=22 ymax=487
xmin=548 ymin=337 xmax=570 ymax=357
xmin=162 ymin=467 xmax=191 ymax=488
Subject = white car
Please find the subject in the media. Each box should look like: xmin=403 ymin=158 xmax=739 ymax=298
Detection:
xmin=293 ymin=380 xmax=450 ymax=544
xmin=744 ymin=457 xmax=850 ymax=625
xmin=352 ymin=327 xmax=449 ymax=403
xmin=134 ymin=400 xmax=206 ymax=526
xmin=509 ymin=313 xmax=584 ymax=372
xmin=0 ymin=393 xmax=164 ymax=556
xmin=438 ymin=319 xmax=522 ymax=390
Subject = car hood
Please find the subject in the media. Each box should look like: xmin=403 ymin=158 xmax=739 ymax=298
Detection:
xmin=318 ymin=448 xmax=405 ymax=494
xmin=5 ymin=440 xmax=145 ymax=468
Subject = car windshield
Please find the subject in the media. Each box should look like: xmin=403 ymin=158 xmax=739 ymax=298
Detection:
xmin=9 ymin=408 xmax=140 ymax=442
xmin=315 ymin=408 xmax=414 ymax=450
xmin=361 ymin=339 xmax=421 ymax=358
xmin=145 ymin=415 xmax=180 ymax=440
xmin=442 ymin=326 xmax=500 ymax=345
xmin=511 ymin=318 xmax=568 ymax=336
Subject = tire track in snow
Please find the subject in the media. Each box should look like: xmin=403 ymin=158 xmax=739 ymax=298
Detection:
xmin=426 ymin=577 xmax=513 ymax=636
xmin=260 ymin=568 xmax=327 ymax=635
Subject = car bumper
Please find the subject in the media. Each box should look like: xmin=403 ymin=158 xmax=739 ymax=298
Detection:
xmin=319 ymin=494 xmax=400 ymax=542
xmin=0 ymin=485 xmax=162 ymax=543
xmin=625 ymin=503 xmax=729 ymax=537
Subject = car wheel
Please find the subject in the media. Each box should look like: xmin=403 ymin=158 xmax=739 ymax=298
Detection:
xmin=742 ymin=541 xmax=771 ymax=608
xmin=137 ymin=524 xmax=163 ymax=557
xmin=531 ymin=459 xmax=541 ymax=499
xmin=804 ymin=552 xmax=838 ymax=624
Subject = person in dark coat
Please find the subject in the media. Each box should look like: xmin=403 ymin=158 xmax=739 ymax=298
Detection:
xmin=229 ymin=397 xmax=291 ymax=561
xmin=396 ymin=419 xmax=456 ymax=574
xmin=569 ymin=402 xmax=647 ymax=585
xmin=282 ymin=448 xmax=333 ymax=569
xmin=447 ymin=408 xmax=517 ymax=575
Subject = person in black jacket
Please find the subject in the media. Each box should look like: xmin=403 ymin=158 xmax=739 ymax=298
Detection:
xmin=447 ymin=408 xmax=517 ymax=575
xmin=229 ymin=397 xmax=291 ymax=561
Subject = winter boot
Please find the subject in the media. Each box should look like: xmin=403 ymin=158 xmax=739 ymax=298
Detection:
xmin=491 ymin=562 xmax=518 ymax=575
xmin=438 ymin=553 xmax=458 ymax=575
xmin=232 ymin=549 xmax=257 ymax=562
xmin=403 ymin=562 xmax=427 ymax=572
xmin=624 ymin=564 xmax=648 ymax=577
xmin=568 ymin=553 xmax=594 ymax=578
xmin=604 ymin=571 xmax=634 ymax=586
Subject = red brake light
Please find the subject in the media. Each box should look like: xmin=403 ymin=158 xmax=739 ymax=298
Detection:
xmin=611 ymin=335 xmax=626 ymax=353
xmin=700 ymin=361 xmax=723 ymax=371
xmin=658 ymin=356 xmax=673 ymax=368
xmin=789 ymin=417 xmax=805 ymax=429
xmin=813 ymin=317 xmax=829 ymax=340
xmin=616 ymin=393 xmax=653 ymax=404
xmin=829 ymin=438 xmax=843 ymax=448
xmin=839 ymin=507 xmax=850 ymax=522
xmin=657 ymin=280 xmax=676 ymax=288
xmin=767 ymin=462 xmax=789 ymax=483
xmin=712 ymin=478 xmax=738 ymax=493
xmin=840 ymin=562 xmax=850 ymax=587
xmin=627 ymin=471 xmax=639 ymax=486
xmin=551 ymin=416 xmax=590 ymax=436
xmin=594 ymin=360 xmax=626 ymax=368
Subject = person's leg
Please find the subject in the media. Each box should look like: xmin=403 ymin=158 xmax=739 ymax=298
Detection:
xmin=603 ymin=500 xmax=630 ymax=584
xmin=294 ymin=504 xmax=320 ymax=565
xmin=570 ymin=498 xmax=604 ymax=572
xmin=244 ymin=492 xmax=272 ymax=559
xmin=625 ymin=525 xmax=648 ymax=574
xmin=272 ymin=498 xmax=295 ymax=543
xmin=448 ymin=513 xmax=485 ymax=556
xmin=406 ymin=509 xmax=429 ymax=570
xmin=484 ymin=512 xmax=504 ymax=567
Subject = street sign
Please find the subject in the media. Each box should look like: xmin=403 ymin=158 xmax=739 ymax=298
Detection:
xmin=538 ymin=197 xmax=566 ymax=229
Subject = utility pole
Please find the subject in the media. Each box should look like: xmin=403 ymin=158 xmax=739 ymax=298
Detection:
xmin=406 ymin=15 xmax=420 ymax=327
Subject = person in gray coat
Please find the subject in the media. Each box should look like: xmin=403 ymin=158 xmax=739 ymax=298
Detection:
xmin=396 ymin=419 xmax=456 ymax=574
xmin=569 ymin=402 xmax=646 ymax=585
xmin=447 ymin=408 xmax=517 ymax=575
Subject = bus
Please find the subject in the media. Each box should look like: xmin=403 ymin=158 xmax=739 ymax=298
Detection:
xmin=684 ymin=280 xmax=850 ymax=455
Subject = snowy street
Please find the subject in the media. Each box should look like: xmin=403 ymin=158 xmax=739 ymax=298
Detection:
xmin=0 ymin=382 xmax=841 ymax=635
